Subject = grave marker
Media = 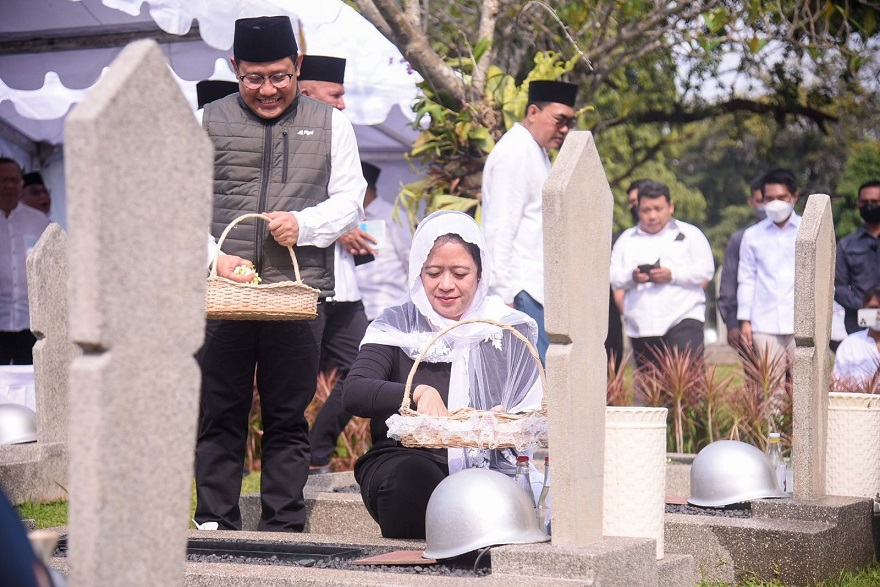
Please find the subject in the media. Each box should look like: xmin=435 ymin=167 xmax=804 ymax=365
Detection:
xmin=543 ymin=131 xmax=612 ymax=545
xmin=64 ymin=40 xmax=213 ymax=586
xmin=28 ymin=223 xmax=78 ymax=445
xmin=792 ymin=194 xmax=835 ymax=500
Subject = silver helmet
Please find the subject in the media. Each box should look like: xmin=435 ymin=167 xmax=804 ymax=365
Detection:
xmin=688 ymin=439 xmax=788 ymax=507
xmin=0 ymin=403 xmax=37 ymax=445
xmin=423 ymin=468 xmax=549 ymax=560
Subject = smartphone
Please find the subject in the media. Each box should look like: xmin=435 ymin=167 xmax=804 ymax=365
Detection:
xmin=637 ymin=260 xmax=660 ymax=273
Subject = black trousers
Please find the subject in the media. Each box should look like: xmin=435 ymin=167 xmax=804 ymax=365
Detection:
xmin=309 ymin=300 xmax=370 ymax=466
xmin=630 ymin=318 xmax=704 ymax=369
xmin=360 ymin=451 xmax=447 ymax=539
xmin=605 ymin=290 xmax=624 ymax=371
xmin=194 ymin=310 xmax=325 ymax=532
xmin=0 ymin=330 xmax=36 ymax=365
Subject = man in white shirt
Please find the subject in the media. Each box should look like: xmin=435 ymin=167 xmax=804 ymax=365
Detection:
xmin=832 ymin=284 xmax=880 ymax=388
xmin=610 ymin=180 xmax=715 ymax=368
xmin=195 ymin=17 xmax=366 ymax=533
xmin=0 ymin=158 xmax=50 ymax=365
xmin=295 ymin=55 xmax=376 ymax=475
xmin=355 ymin=162 xmax=411 ymax=321
xmin=482 ymin=80 xmax=578 ymax=363
xmin=737 ymin=168 xmax=801 ymax=365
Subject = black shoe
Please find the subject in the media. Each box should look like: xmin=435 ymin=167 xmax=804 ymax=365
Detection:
xmin=309 ymin=465 xmax=333 ymax=475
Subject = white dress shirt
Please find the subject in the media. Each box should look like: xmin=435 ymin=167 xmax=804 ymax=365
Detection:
xmin=481 ymin=123 xmax=551 ymax=305
xmin=0 ymin=204 xmax=50 ymax=332
xmin=331 ymin=242 xmax=360 ymax=302
xmin=355 ymin=197 xmax=411 ymax=320
xmin=207 ymin=107 xmax=366 ymax=260
xmin=833 ymin=329 xmax=880 ymax=384
xmin=610 ymin=218 xmax=715 ymax=338
xmin=736 ymin=214 xmax=801 ymax=335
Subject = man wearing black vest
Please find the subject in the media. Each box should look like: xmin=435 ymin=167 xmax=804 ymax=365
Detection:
xmin=295 ymin=55 xmax=376 ymax=474
xmin=196 ymin=16 xmax=366 ymax=532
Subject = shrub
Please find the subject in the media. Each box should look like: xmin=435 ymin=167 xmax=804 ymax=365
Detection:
xmin=609 ymin=343 xmax=793 ymax=455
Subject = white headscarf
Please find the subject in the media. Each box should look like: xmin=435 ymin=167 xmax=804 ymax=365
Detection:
xmin=362 ymin=210 xmax=543 ymax=474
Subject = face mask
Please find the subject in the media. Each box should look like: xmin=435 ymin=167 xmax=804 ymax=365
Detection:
xmin=858 ymin=308 xmax=880 ymax=331
xmin=859 ymin=203 xmax=880 ymax=224
xmin=764 ymin=199 xmax=793 ymax=224
xmin=754 ymin=204 xmax=767 ymax=220
xmin=630 ymin=206 xmax=639 ymax=225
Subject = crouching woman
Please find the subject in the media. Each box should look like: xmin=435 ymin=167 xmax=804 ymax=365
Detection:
xmin=343 ymin=210 xmax=542 ymax=538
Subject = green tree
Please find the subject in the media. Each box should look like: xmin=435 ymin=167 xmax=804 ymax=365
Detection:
xmin=348 ymin=0 xmax=879 ymax=222
xmin=834 ymin=138 xmax=880 ymax=238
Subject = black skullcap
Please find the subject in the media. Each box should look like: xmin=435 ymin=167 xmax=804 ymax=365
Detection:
xmin=528 ymin=80 xmax=578 ymax=107
xmin=234 ymin=16 xmax=297 ymax=63
xmin=299 ymin=55 xmax=346 ymax=84
xmin=196 ymin=80 xmax=239 ymax=109
xmin=361 ymin=162 xmax=381 ymax=187
xmin=22 ymin=172 xmax=44 ymax=187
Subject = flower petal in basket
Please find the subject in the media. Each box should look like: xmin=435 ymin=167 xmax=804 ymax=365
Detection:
xmin=206 ymin=213 xmax=320 ymax=321
xmin=393 ymin=317 xmax=549 ymax=451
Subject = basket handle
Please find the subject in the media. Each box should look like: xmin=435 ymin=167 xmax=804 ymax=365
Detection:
xmin=209 ymin=213 xmax=303 ymax=283
xmin=400 ymin=317 xmax=547 ymax=415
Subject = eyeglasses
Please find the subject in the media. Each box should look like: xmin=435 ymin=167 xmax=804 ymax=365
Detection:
xmin=238 ymin=73 xmax=295 ymax=90
xmin=539 ymin=108 xmax=577 ymax=130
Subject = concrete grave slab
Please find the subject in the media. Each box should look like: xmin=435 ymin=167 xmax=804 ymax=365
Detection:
xmin=665 ymin=496 xmax=873 ymax=585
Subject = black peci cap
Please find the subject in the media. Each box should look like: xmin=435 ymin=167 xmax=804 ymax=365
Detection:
xmin=233 ymin=16 xmax=297 ymax=63
xmin=299 ymin=55 xmax=346 ymax=84
xmin=196 ymin=80 xmax=239 ymax=109
xmin=22 ymin=171 xmax=45 ymax=187
xmin=361 ymin=162 xmax=381 ymax=187
xmin=527 ymin=80 xmax=578 ymax=107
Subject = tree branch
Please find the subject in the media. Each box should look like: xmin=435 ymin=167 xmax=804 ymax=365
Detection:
xmin=473 ymin=0 xmax=499 ymax=95
xmin=359 ymin=0 xmax=466 ymax=104
xmin=617 ymin=98 xmax=839 ymax=133
xmin=354 ymin=0 xmax=393 ymax=40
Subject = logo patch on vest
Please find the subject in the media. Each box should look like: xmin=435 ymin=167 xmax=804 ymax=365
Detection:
xmin=297 ymin=129 xmax=315 ymax=136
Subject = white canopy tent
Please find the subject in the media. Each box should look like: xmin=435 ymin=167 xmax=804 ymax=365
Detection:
xmin=0 ymin=0 xmax=423 ymax=225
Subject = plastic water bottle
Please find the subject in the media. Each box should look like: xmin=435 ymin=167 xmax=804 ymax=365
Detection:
xmin=767 ymin=432 xmax=785 ymax=491
xmin=536 ymin=456 xmax=551 ymax=534
xmin=784 ymin=450 xmax=794 ymax=493
xmin=514 ymin=455 xmax=537 ymax=508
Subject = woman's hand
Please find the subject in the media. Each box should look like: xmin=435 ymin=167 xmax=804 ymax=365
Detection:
xmin=412 ymin=385 xmax=448 ymax=417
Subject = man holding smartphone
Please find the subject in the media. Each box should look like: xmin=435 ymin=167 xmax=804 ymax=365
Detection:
xmin=610 ymin=180 xmax=714 ymax=368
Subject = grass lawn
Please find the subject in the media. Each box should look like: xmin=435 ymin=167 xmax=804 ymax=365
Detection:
xmin=696 ymin=564 xmax=880 ymax=586
xmin=17 ymin=471 xmax=263 ymax=530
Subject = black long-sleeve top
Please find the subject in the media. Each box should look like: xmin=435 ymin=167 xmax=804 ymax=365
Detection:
xmin=344 ymin=343 xmax=451 ymax=447
xmin=343 ymin=343 xmax=451 ymax=486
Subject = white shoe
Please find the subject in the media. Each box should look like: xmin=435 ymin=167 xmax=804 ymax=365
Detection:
xmin=192 ymin=518 xmax=219 ymax=531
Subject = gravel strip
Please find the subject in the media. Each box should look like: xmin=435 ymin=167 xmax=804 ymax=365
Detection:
xmin=186 ymin=546 xmax=492 ymax=576
xmin=53 ymin=537 xmax=490 ymax=577
xmin=665 ymin=502 xmax=752 ymax=518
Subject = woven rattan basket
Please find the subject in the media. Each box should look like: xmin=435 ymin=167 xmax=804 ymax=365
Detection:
xmin=390 ymin=317 xmax=548 ymax=450
xmin=205 ymin=213 xmax=320 ymax=321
